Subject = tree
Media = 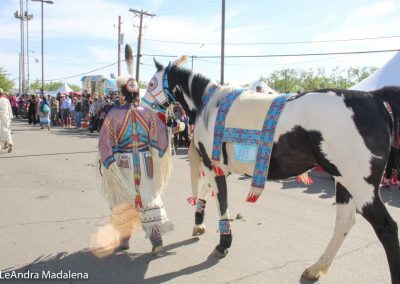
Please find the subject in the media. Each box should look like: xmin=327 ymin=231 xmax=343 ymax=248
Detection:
xmin=30 ymin=79 xmax=41 ymax=92
xmin=265 ymin=68 xmax=299 ymax=93
xmin=262 ymin=66 xmax=377 ymax=93
xmin=0 ymin=67 xmax=14 ymax=92
xmin=69 ymin=84 xmax=81 ymax=92
xmin=139 ymin=81 xmax=148 ymax=89
xmin=46 ymin=81 xmax=63 ymax=91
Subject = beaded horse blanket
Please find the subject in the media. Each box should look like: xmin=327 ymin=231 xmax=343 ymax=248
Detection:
xmin=209 ymin=89 xmax=293 ymax=203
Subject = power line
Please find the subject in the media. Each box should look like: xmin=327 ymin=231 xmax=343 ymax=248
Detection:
xmin=142 ymin=35 xmax=400 ymax=46
xmin=141 ymin=48 xmax=400 ymax=59
xmin=42 ymin=48 xmax=399 ymax=82
xmin=45 ymin=61 xmax=122 ymax=81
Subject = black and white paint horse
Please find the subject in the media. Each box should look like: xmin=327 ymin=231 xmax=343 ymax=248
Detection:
xmin=143 ymin=56 xmax=400 ymax=283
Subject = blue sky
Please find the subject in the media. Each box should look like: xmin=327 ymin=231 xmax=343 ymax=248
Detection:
xmin=1 ymin=0 xmax=400 ymax=89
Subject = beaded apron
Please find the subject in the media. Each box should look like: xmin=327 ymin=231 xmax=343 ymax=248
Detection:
xmin=209 ymin=89 xmax=293 ymax=203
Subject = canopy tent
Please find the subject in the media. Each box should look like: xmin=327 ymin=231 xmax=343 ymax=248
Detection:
xmin=48 ymin=83 xmax=74 ymax=97
xmin=350 ymin=52 xmax=400 ymax=91
xmin=247 ymin=80 xmax=277 ymax=95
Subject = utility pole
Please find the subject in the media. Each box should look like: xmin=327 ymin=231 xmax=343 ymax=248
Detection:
xmin=117 ymin=15 xmax=122 ymax=76
xmin=14 ymin=0 xmax=25 ymax=95
xmin=31 ymin=0 xmax=54 ymax=96
xmin=220 ymin=0 xmax=225 ymax=85
xmin=25 ymin=0 xmax=33 ymax=94
xmin=128 ymin=8 xmax=155 ymax=82
xmin=15 ymin=1 xmax=33 ymax=95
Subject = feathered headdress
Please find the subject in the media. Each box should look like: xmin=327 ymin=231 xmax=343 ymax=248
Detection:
xmin=117 ymin=45 xmax=139 ymax=102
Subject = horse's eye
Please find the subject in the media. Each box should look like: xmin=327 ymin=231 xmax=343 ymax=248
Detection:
xmin=148 ymin=77 xmax=158 ymax=92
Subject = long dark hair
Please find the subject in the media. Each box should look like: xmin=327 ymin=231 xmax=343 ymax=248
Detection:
xmin=121 ymin=85 xmax=139 ymax=104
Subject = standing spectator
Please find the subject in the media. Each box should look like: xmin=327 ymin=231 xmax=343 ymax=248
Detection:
xmin=9 ymin=95 xmax=18 ymax=118
xmin=173 ymin=102 xmax=190 ymax=147
xmin=82 ymin=94 xmax=90 ymax=121
xmin=75 ymin=95 xmax=83 ymax=129
xmin=27 ymin=95 xmax=38 ymax=125
xmin=38 ymin=96 xmax=51 ymax=130
xmin=97 ymin=96 xmax=114 ymax=131
xmin=70 ymin=95 xmax=76 ymax=126
xmin=18 ymin=96 xmax=24 ymax=118
xmin=50 ymin=97 xmax=59 ymax=126
xmin=60 ymin=94 xmax=71 ymax=127
xmin=0 ymin=88 xmax=13 ymax=152
xmin=89 ymin=97 xmax=98 ymax=133
xmin=35 ymin=95 xmax=41 ymax=123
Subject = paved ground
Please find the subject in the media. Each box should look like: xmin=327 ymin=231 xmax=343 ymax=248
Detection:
xmin=0 ymin=119 xmax=399 ymax=283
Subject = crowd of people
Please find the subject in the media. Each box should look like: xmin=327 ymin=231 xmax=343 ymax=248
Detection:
xmin=6 ymin=90 xmax=120 ymax=133
xmin=0 ymin=88 xmax=193 ymax=150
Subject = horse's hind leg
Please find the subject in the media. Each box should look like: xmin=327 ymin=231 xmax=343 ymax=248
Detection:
xmin=361 ymin=190 xmax=400 ymax=284
xmin=193 ymin=182 xmax=212 ymax=236
xmin=302 ymin=182 xmax=356 ymax=281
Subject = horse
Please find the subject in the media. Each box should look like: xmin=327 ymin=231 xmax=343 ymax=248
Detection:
xmin=141 ymin=55 xmax=400 ymax=283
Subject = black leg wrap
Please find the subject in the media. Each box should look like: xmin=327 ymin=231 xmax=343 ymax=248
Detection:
xmin=215 ymin=234 xmax=232 ymax=254
xmin=195 ymin=212 xmax=204 ymax=225
xmin=195 ymin=199 xmax=206 ymax=225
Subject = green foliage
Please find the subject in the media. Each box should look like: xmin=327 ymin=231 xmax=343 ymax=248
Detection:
xmin=0 ymin=67 xmax=14 ymax=92
xmin=30 ymin=81 xmax=81 ymax=92
xmin=262 ymin=66 xmax=378 ymax=93
xmin=69 ymin=84 xmax=81 ymax=92
xmin=139 ymin=81 xmax=148 ymax=89
xmin=30 ymin=79 xmax=41 ymax=92
xmin=46 ymin=81 xmax=63 ymax=91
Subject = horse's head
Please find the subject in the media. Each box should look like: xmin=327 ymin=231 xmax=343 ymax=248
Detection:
xmin=142 ymin=56 xmax=188 ymax=114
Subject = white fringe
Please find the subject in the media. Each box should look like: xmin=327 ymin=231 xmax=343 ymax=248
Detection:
xmin=100 ymin=162 xmax=131 ymax=208
xmin=150 ymin=140 xmax=172 ymax=196
xmin=143 ymin=222 xmax=174 ymax=239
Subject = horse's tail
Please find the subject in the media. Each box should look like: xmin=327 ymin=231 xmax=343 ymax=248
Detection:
xmin=372 ymin=86 xmax=400 ymax=148
xmin=188 ymin=141 xmax=201 ymax=199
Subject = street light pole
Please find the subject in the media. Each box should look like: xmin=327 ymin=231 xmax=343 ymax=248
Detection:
xmin=15 ymin=2 xmax=33 ymax=95
xmin=31 ymin=0 xmax=53 ymax=96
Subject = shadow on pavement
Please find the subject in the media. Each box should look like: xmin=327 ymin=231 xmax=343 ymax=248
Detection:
xmin=4 ymin=237 xmax=221 ymax=284
xmin=380 ymin=187 xmax=400 ymax=208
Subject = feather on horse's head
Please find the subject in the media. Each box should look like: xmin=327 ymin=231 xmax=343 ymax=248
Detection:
xmin=171 ymin=55 xmax=188 ymax=66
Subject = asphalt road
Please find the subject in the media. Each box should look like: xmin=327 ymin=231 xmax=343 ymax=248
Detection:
xmin=0 ymin=119 xmax=399 ymax=284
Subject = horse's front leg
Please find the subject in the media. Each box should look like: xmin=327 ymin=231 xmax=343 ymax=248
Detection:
xmin=193 ymin=182 xmax=212 ymax=236
xmin=211 ymin=174 xmax=232 ymax=258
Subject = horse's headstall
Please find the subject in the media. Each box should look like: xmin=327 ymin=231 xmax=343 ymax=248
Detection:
xmin=163 ymin=64 xmax=176 ymax=106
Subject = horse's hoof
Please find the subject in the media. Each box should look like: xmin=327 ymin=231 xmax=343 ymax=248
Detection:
xmin=301 ymin=268 xmax=321 ymax=281
xmin=210 ymin=248 xmax=228 ymax=258
xmin=192 ymin=225 xmax=206 ymax=236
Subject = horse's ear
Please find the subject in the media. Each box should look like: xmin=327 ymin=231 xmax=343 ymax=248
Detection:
xmin=125 ymin=44 xmax=134 ymax=77
xmin=172 ymin=55 xmax=188 ymax=66
xmin=153 ymin=58 xmax=164 ymax=72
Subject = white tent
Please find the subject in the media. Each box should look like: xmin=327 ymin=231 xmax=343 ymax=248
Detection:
xmin=350 ymin=52 xmax=400 ymax=91
xmin=48 ymin=83 xmax=74 ymax=97
xmin=248 ymin=80 xmax=277 ymax=95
